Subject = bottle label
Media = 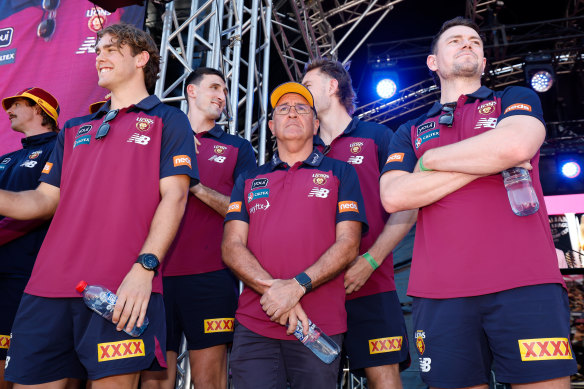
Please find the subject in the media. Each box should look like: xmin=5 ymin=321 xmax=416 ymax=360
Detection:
xmin=100 ymin=291 xmax=118 ymax=306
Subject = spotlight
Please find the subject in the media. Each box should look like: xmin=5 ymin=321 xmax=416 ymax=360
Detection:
xmin=530 ymin=70 xmax=554 ymax=93
xmin=524 ymin=53 xmax=555 ymax=94
xmin=561 ymin=161 xmax=581 ymax=179
xmin=376 ymin=78 xmax=397 ymax=99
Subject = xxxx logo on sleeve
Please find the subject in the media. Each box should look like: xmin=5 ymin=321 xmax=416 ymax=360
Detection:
xmin=0 ymin=334 xmax=10 ymax=349
xmin=97 ymin=339 xmax=145 ymax=362
xmin=369 ymin=336 xmax=403 ymax=354
xmin=204 ymin=318 xmax=234 ymax=333
xmin=518 ymin=338 xmax=573 ymax=361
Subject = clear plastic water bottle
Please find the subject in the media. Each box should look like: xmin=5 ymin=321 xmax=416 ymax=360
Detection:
xmin=501 ymin=167 xmax=539 ymax=216
xmin=75 ymin=280 xmax=148 ymax=337
xmin=293 ymin=319 xmax=340 ymax=364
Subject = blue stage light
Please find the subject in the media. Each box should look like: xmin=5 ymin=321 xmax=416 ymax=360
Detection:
xmin=376 ymin=78 xmax=397 ymax=99
xmin=530 ymin=70 xmax=553 ymax=93
xmin=561 ymin=161 xmax=581 ymax=179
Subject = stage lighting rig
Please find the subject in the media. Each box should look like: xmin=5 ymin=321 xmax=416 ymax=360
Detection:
xmin=524 ymin=53 xmax=555 ymax=93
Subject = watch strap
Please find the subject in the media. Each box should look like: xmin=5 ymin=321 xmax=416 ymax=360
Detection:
xmin=294 ymin=272 xmax=313 ymax=293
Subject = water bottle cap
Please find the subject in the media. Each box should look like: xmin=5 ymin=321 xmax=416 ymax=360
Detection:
xmin=75 ymin=280 xmax=88 ymax=293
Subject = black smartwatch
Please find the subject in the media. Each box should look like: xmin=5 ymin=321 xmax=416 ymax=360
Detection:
xmin=136 ymin=253 xmax=160 ymax=276
xmin=294 ymin=272 xmax=313 ymax=294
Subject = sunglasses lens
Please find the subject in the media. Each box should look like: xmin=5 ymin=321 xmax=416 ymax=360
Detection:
xmin=96 ymin=123 xmax=110 ymax=140
xmin=37 ymin=19 xmax=55 ymax=38
xmin=42 ymin=0 xmax=60 ymax=11
xmin=105 ymin=109 xmax=119 ymax=122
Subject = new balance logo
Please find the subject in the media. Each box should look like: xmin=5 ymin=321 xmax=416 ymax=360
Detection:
xmin=209 ymin=155 xmax=226 ymax=163
xmin=474 ymin=118 xmax=498 ymax=129
xmin=76 ymin=37 xmax=97 ymax=54
xmin=20 ymin=160 xmax=37 ymax=168
xmin=127 ymin=134 xmax=151 ymax=145
xmin=308 ymin=188 xmax=330 ymax=198
xmin=419 ymin=357 xmax=432 ymax=372
xmin=347 ymin=155 xmax=364 ymax=164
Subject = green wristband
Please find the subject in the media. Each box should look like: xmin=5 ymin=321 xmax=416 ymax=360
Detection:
xmin=362 ymin=252 xmax=379 ymax=270
xmin=418 ymin=156 xmax=433 ymax=172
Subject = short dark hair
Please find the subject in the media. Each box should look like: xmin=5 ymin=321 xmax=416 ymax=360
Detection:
xmin=183 ymin=67 xmax=226 ymax=96
xmin=429 ymin=17 xmax=484 ymax=87
xmin=303 ymin=58 xmax=356 ymax=115
xmin=97 ymin=23 xmax=161 ymax=91
xmin=23 ymin=98 xmax=59 ymax=132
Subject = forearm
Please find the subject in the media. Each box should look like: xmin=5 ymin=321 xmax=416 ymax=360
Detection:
xmin=221 ymin=238 xmax=273 ymax=294
xmin=380 ymin=170 xmax=481 ymax=213
xmin=422 ymin=116 xmax=545 ymax=174
xmin=0 ymin=184 xmax=58 ymax=220
xmin=305 ymin=225 xmax=361 ymax=289
xmin=190 ymin=183 xmax=230 ymax=217
xmin=366 ymin=209 xmax=418 ymax=265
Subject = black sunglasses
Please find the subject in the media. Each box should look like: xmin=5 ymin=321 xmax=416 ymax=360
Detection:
xmin=438 ymin=103 xmax=456 ymax=127
xmin=95 ymin=109 xmax=119 ymax=140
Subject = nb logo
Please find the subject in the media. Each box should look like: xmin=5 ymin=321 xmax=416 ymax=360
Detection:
xmin=419 ymin=357 xmax=432 ymax=372
xmin=76 ymin=37 xmax=97 ymax=55
xmin=347 ymin=155 xmax=364 ymax=165
xmin=209 ymin=155 xmax=226 ymax=163
xmin=127 ymin=134 xmax=151 ymax=145
xmin=20 ymin=160 xmax=37 ymax=168
xmin=308 ymin=188 xmax=330 ymax=198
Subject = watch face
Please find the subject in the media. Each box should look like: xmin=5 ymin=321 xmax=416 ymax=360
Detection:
xmin=141 ymin=254 xmax=159 ymax=270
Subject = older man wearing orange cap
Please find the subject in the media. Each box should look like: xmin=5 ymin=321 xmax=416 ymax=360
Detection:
xmin=222 ymin=82 xmax=367 ymax=388
xmin=0 ymin=87 xmax=60 ymax=387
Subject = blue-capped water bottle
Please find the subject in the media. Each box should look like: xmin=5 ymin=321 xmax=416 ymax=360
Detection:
xmin=75 ymin=280 xmax=148 ymax=337
xmin=501 ymin=167 xmax=539 ymax=216
xmin=293 ymin=318 xmax=340 ymax=364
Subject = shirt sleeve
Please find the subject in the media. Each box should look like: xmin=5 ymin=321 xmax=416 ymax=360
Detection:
xmin=335 ymin=162 xmax=368 ymax=233
xmin=380 ymin=120 xmax=417 ymax=176
xmin=225 ymin=173 xmax=249 ymax=224
xmin=233 ymin=139 xmax=257 ymax=182
xmin=375 ymin=124 xmax=394 ymax=172
xmin=499 ymin=86 xmax=545 ymax=125
xmin=39 ymin=129 xmax=65 ymax=188
xmin=160 ymin=109 xmax=200 ymax=187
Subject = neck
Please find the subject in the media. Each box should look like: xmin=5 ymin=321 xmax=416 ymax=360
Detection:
xmin=18 ymin=125 xmax=50 ymax=138
xmin=438 ymin=77 xmax=482 ymax=104
xmin=108 ymin=83 xmax=150 ymax=110
xmin=317 ymin=104 xmax=352 ymax=145
xmin=276 ymin=139 xmax=313 ymax=166
xmin=188 ymin=111 xmax=216 ymax=134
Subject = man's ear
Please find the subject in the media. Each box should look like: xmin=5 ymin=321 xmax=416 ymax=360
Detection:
xmin=136 ymin=50 xmax=150 ymax=69
xmin=427 ymin=54 xmax=438 ymax=72
xmin=186 ymin=84 xmax=197 ymax=99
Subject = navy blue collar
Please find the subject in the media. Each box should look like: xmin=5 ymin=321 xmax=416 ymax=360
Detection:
xmin=314 ymin=116 xmax=359 ymax=147
xmin=21 ymin=131 xmax=58 ymax=148
xmin=92 ymin=95 xmax=162 ymax=120
xmin=202 ymin=124 xmax=224 ymax=138
xmin=270 ymin=148 xmax=325 ymax=169
xmin=426 ymin=86 xmax=494 ymax=118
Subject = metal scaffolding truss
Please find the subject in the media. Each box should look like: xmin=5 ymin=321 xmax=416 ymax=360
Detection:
xmin=154 ymin=0 xmax=273 ymax=164
xmin=270 ymin=0 xmax=404 ymax=81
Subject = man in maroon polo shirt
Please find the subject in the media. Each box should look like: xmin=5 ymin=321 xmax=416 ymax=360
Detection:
xmin=0 ymin=24 xmax=198 ymax=388
xmin=222 ymin=82 xmax=367 ymax=388
xmin=142 ymin=67 xmax=255 ymax=389
xmin=303 ymin=58 xmax=416 ymax=388
xmin=380 ymin=17 xmax=575 ymax=388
